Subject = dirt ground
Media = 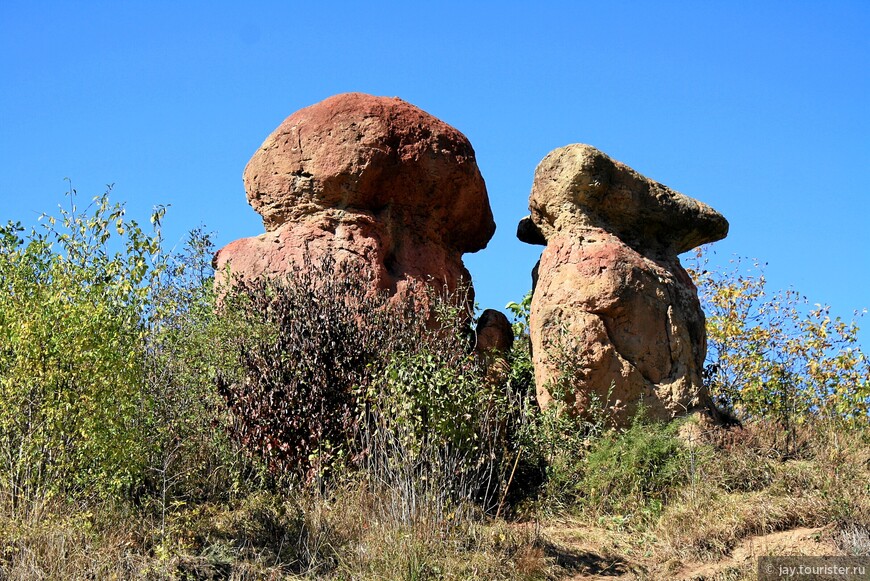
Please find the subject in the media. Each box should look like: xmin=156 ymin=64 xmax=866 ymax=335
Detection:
xmin=533 ymin=521 xmax=840 ymax=580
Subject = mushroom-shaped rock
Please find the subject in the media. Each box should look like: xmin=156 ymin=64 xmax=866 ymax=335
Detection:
xmin=518 ymin=144 xmax=728 ymax=426
xmin=525 ymin=144 xmax=728 ymax=253
xmin=214 ymin=93 xmax=495 ymax=309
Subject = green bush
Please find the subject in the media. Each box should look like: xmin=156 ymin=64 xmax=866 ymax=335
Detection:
xmin=363 ymin=333 xmax=514 ymax=519
xmin=580 ymin=415 xmax=688 ymax=521
xmin=688 ymin=249 xmax=870 ymax=427
xmin=369 ymin=350 xmax=490 ymax=460
xmin=142 ymin=227 xmax=266 ymax=505
xmin=0 ymin=189 xmax=162 ymax=503
xmin=0 ymin=188 xmax=260 ymax=512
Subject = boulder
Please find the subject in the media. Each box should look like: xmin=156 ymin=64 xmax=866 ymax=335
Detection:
xmin=475 ymin=309 xmax=514 ymax=356
xmin=518 ymin=144 xmax=728 ymax=425
xmin=214 ymin=93 xmax=495 ymax=310
xmin=475 ymin=309 xmax=515 ymax=384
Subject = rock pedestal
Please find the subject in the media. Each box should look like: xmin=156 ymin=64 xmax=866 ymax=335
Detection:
xmin=214 ymin=93 xmax=495 ymax=312
xmin=518 ymin=144 xmax=728 ymax=425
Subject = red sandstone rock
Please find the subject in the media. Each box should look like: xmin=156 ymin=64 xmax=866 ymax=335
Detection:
xmin=214 ymin=93 xmax=495 ymax=307
xmin=518 ymin=144 xmax=728 ymax=425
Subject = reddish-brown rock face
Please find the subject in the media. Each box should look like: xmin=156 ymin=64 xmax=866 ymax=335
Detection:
xmin=518 ymin=144 xmax=728 ymax=425
xmin=214 ymin=93 xmax=495 ymax=308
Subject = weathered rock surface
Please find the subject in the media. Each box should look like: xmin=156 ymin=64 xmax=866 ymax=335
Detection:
xmin=519 ymin=144 xmax=728 ymax=425
xmin=475 ymin=309 xmax=514 ymax=356
xmin=475 ymin=309 xmax=514 ymax=383
xmin=214 ymin=93 xmax=495 ymax=309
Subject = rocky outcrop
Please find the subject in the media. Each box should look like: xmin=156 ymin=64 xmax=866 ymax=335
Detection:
xmin=518 ymin=144 xmax=728 ymax=425
xmin=214 ymin=92 xmax=495 ymax=311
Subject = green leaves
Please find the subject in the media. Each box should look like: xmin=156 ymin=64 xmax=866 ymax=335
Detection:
xmin=0 ymin=185 xmax=233 ymax=509
xmin=0 ymin=187 xmax=161 ymax=502
xmin=371 ymin=349 xmax=492 ymax=457
xmin=506 ymin=291 xmax=532 ymax=338
xmin=688 ymin=248 xmax=870 ymax=427
xmin=580 ymin=417 xmax=687 ymax=521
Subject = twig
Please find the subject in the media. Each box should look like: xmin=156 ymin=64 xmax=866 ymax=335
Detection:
xmin=495 ymin=446 xmax=522 ymax=520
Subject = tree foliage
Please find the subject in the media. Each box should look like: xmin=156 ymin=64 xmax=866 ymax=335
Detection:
xmin=0 ymin=187 xmax=163 ymax=503
xmin=0 ymin=187 xmax=256 ymax=511
xmin=688 ymin=249 xmax=870 ymax=426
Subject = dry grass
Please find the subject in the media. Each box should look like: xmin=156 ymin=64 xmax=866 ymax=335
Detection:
xmin=0 ymin=485 xmax=555 ymax=580
xmin=835 ymin=523 xmax=870 ymax=556
xmin=647 ymin=418 xmax=870 ymax=568
xmin=0 ymin=497 xmax=146 ymax=579
xmin=1 ymin=418 xmax=867 ymax=580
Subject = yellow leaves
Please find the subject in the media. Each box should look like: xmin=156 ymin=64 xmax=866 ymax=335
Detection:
xmin=687 ymin=248 xmax=870 ymax=424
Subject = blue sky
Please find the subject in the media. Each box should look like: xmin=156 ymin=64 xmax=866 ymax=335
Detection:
xmin=1 ymin=2 xmax=868 ymax=343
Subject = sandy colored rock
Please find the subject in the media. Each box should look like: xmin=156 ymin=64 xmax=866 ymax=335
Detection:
xmin=519 ymin=144 xmax=728 ymax=425
xmin=214 ymin=93 xmax=495 ymax=308
xmin=526 ymin=144 xmax=727 ymax=255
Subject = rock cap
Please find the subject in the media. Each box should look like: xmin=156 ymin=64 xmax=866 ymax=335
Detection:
xmin=244 ymin=92 xmax=495 ymax=252
xmin=523 ymin=144 xmax=728 ymax=254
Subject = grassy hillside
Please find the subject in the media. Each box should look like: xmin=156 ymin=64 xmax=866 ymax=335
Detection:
xmin=1 ymin=192 xmax=868 ymax=579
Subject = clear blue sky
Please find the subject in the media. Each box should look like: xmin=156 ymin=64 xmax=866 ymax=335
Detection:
xmin=2 ymin=2 xmax=868 ymax=342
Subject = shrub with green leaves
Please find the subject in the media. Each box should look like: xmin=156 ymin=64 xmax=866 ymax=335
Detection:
xmin=579 ymin=415 xmax=688 ymax=521
xmin=142 ymin=227 xmax=265 ymax=505
xmin=0 ymin=188 xmax=261 ymax=513
xmin=688 ymin=249 xmax=870 ymax=427
xmin=0 ymin=188 xmax=163 ymax=503
xmin=362 ymin=330 xmax=515 ymax=517
xmin=370 ymin=351 xmax=486 ymax=457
